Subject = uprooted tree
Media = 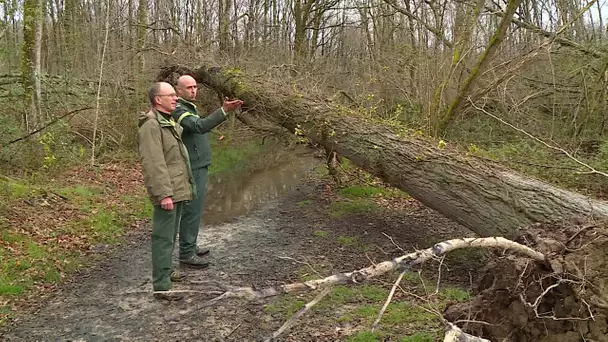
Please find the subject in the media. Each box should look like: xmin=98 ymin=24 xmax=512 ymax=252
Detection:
xmin=155 ymin=65 xmax=608 ymax=341
xmin=158 ymin=65 xmax=608 ymax=239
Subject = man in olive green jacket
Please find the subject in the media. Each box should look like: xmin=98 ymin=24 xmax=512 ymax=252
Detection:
xmin=137 ymin=81 xmax=194 ymax=301
xmin=172 ymin=75 xmax=243 ymax=267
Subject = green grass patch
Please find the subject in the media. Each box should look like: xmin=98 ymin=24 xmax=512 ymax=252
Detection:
xmin=400 ymin=332 xmax=436 ymax=342
xmin=5 ymin=182 xmax=31 ymax=199
xmin=0 ymin=178 xmax=42 ymax=201
xmin=298 ymin=199 xmax=314 ymax=207
xmin=329 ymin=199 xmax=379 ymax=218
xmin=337 ymin=235 xmax=358 ymax=246
xmin=381 ymin=302 xmax=436 ymax=325
xmin=439 ymin=287 xmax=471 ymax=302
xmin=339 ymin=185 xmax=385 ymax=198
xmin=75 ymin=209 xmax=124 ymax=243
xmin=339 ymin=185 xmax=408 ymax=199
xmin=330 ymin=285 xmax=358 ymax=304
xmin=58 ymin=185 xmax=100 ymax=198
xmin=346 ymin=331 xmax=381 ymax=342
xmin=0 ymin=231 xmax=77 ymax=298
xmin=328 ymin=285 xmax=389 ymax=305
xmin=120 ymin=195 xmax=153 ymax=219
xmin=314 ymin=230 xmax=329 ymax=238
xmin=263 ymin=295 xmax=306 ymax=318
xmin=0 ymin=284 xmax=23 ymax=296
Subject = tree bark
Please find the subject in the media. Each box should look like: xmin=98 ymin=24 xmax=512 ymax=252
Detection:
xmin=21 ymin=0 xmax=44 ymax=132
xmin=157 ymin=65 xmax=608 ymax=238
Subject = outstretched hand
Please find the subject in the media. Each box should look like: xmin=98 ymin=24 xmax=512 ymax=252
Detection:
xmin=222 ymin=97 xmax=244 ymax=113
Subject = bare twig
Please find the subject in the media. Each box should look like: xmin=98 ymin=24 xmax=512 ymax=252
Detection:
xmin=454 ymin=319 xmax=496 ymax=326
xmin=5 ymin=107 xmax=94 ymax=146
xmin=371 ymin=270 xmax=407 ymax=332
xmin=470 ymin=99 xmax=608 ymax=178
xmin=382 ymin=232 xmax=406 ymax=252
xmin=264 ymin=287 xmax=331 ymax=342
xmin=225 ymin=322 xmax=243 ymax=338
xmin=278 ymin=256 xmax=323 ymax=278
xmin=566 ymin=224 xmax=599 ymax=245
xmin=435 ymin=255 xmax=446 ymax=294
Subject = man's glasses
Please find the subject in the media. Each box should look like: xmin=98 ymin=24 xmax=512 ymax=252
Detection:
xmin=157 ymin=93 xmax=177 ymax=97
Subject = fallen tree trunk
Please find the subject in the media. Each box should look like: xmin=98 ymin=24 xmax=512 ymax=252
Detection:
xmin=157 ymin=65 xmax=608 ymax=238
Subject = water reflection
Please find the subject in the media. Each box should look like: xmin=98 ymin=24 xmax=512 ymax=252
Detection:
xmin=202 ymin=150 xmax=320 ymax=225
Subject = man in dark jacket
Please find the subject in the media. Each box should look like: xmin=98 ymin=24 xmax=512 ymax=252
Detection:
xmin=172 ymin=75 xmax=243 ymax=267
xmin=137 ymin=82 xmax=194 ymax=301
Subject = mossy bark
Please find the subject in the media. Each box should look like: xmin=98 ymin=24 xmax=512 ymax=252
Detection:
xmin=21 ymin=0 xmax=44 ymax=133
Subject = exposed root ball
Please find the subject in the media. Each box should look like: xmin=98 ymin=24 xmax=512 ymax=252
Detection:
xmin=444 ymin=219 xmax=608 ymax=342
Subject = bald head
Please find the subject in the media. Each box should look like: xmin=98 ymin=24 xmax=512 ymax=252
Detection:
xmin=175 ymin=75 xmax=198 ymax=101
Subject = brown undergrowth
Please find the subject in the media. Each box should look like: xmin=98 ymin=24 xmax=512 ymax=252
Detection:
xmin=0 ymin=161 xmax=149 ymax=322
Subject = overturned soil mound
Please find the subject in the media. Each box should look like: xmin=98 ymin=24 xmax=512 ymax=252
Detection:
xmin=445 ymin=219 xmax=608 ymax=342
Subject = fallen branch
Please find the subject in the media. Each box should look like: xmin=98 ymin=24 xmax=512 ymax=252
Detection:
xmin=264 ymin=287 xmax=331 ymax=341
xmin=159 ymin=238 xmax=545 ymax=340
xmin=371 ymin=270 xmax=407 ymax=332
xmin=5 ymin=107 xmax=94 ymax=146
xmin=180 ymin=237 xmax=545 ymax=317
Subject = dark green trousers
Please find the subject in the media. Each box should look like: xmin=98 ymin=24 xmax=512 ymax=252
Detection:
xmin=179 ymin=166 xmax=208 ymax=259
xmin=152 ymin=201 xmax=183 ymax=291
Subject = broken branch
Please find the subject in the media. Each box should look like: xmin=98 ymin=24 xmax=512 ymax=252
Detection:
xmin=371 ymin=270 xmax=407 ymax=332
xmin=264 ymin=287 xmax=332 ymax=341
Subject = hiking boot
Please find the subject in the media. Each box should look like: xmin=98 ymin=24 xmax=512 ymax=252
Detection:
xmin=170 ymin=270 xmax=185 ymax=282
xmin=196 ymin=247 xmax=210 ymax=256
xmin=179 ymin=254 xmax=210 ymax=268
xmin=153 ymin=291 xmax=184 ymax=301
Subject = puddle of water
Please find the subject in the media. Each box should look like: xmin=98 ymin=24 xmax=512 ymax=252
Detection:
xmin=202 ymin=149 xmax=320 ymax=225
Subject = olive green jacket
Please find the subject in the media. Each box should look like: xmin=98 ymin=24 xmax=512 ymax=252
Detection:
xmin=172 ymin=98 xmax=227 ymax=170
xmin=137 ymin=108 xmax=195 ymax=205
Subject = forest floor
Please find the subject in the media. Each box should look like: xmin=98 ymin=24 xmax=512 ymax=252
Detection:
xmin=0 ymin=147 xmax=488 ymax=342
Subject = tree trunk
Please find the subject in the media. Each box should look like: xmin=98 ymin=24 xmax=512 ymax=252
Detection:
xmin=157 ymin=65 xmax=608 ymax=238
xmin=21 ymin=0 xmax=44 ymax=132
xmin=218 ymin=0 xmax=231 ymax=52
xmin=137 ymin=0 xmax=148 ymax=99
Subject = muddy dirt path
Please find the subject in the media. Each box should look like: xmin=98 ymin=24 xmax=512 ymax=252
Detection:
xmin=0 ymin=153 xmax=476 ymax=341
